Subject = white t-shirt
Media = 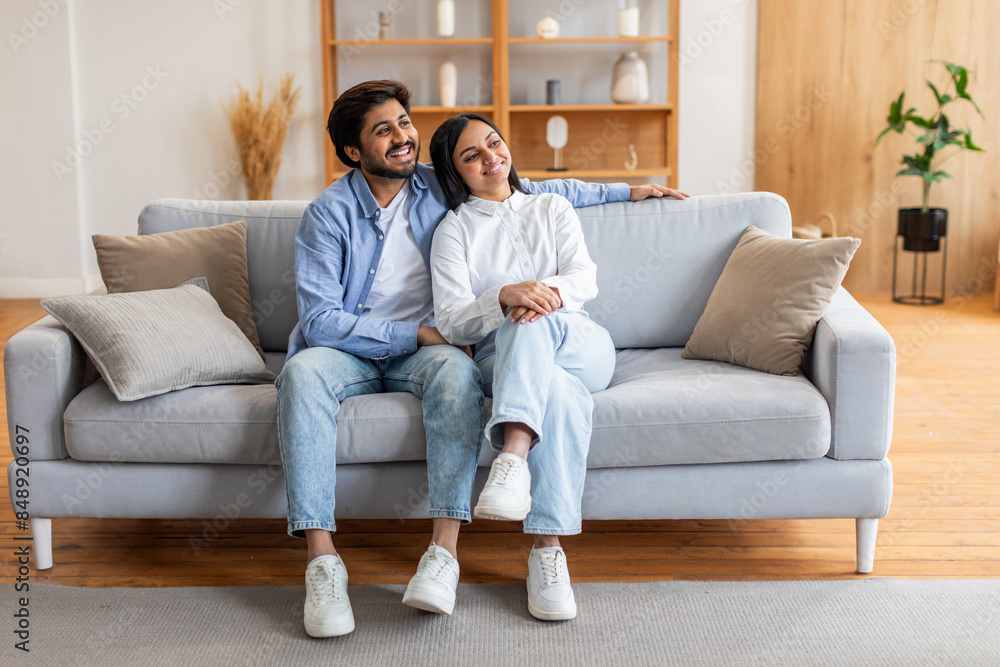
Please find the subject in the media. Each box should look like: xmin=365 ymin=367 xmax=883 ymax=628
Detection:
xmin=363 ymin=180 xmax=435 ymax=326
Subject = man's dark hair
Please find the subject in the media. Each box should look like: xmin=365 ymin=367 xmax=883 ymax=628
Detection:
xmin=327 ymin=80 xmax=412 ymax=169
xmin=429 ymin=113 xmax=526 ymax=211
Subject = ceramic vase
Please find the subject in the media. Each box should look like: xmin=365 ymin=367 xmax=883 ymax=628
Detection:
xmin=440 ymin=61 xmax=457 ymax=107
xmin=611 ymin=51 xmax=649 ymax=104
xmin=438 ymin=0 xmax=455 ymax=37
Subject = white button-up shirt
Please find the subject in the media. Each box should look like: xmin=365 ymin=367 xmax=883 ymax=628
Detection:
xmin=430 ymin=190 xmax=598 ymax=346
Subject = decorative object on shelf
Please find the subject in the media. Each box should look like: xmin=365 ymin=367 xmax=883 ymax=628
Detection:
xmin=224 ymin=73 xmax=301 ymax=200
xmin=875 ymin=61 xmax=985 ymax=305
xmin=624 ymin=143 xmax=638 ymax=171
xmin=378 ymin=11 xmax=391 ymax=40
xmin=546 ymin=79 xmax=561 ymax=105
xmin=437 ymin=0 xmax=455 ymax=38
xmin=792 ymin=212 xmax=838 ymax=239
xmin=611 ymin=51 xmax=649 ymax=104
xmin=545 ymin=115 xmax=569 ymax=172
xmin=618 ymin=0 xmax=639 ymax=38
xmin=439 ymin=62 xmax=457 ymax=108
xmin=537 ymin=16 xmax=560 ymax=39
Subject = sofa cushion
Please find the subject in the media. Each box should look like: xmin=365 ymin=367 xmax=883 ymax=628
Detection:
xmin=93 ymin=220 xmax=264 ymax=359
xmin=589 ymin=348 xmax=831 ymax=467
xmin=65 ymin=349 xmax=830 ymax=467
xmin=41 ymin=284 xmax=275 ymax=402
xmin=682 ymin=226 xmax=861 ymax=375
xmin=138 ymin=200 xmax=304 ymax=352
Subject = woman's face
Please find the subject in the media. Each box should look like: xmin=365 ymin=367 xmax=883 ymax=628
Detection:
xmin=451 ymin=119 xmax=512 ymax=196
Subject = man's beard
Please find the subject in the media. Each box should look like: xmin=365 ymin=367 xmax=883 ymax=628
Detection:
xmin=360 ymin=139 xmax=419 ymax=179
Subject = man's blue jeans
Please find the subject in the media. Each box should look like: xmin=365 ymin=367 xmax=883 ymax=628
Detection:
xmin=276 ymin=345 xmax=483 ymax=538
xmin=477 ymin=312 xmax=616 ymax=536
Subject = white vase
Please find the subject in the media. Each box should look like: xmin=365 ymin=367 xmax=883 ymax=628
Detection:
xmin=618 ymin=4 xmax=639 ymax=38
xmin=440 ymin=62 xmax=457 ymax=107
xmin=611 ymin=51 xmax=649 ymax=104
xmin=437 ymin=0 xmax=455 ymax=38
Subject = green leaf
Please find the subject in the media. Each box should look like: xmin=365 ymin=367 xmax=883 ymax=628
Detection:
xmin=964 ymin=130 xmax=985 ymax=152
xmin=896 ymin=167 xmax=925 ymax=177
xmin=904 ymin=113 xmax=934 ymax=129
xmin=902 ymin=154 xmax=931 ymax=171
xmin=927 ymin=80 xmax=951 ymax=105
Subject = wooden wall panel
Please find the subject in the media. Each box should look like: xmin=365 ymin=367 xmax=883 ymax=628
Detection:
xmin=756 ymin=0 xmax=1000 ymax=294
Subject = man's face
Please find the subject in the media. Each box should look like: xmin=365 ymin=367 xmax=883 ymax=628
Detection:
xmin=347 ymin=99 xmax=420 ymax=180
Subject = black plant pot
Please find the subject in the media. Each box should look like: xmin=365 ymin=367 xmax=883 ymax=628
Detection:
xmin=897 ymin=207 xmax=948 ymax=252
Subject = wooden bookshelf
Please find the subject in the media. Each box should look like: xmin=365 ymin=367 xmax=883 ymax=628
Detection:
xmin=320 ymin=0 xmax=678 ymax=186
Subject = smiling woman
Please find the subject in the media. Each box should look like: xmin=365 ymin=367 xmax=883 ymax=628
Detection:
xmin=428 ymin=114 xmax=526 ymax=210
xmin=427 ymin=112 xmax=620 ymax=621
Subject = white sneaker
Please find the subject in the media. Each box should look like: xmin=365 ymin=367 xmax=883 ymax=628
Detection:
xmin=474 ymin=452 xmax=531 ymax=521
xmin=527 ymin=546 xmax=577 ymax=621
xmin=401 ymin=543 xmax=460 ymax=615
xmin=303 ymin=555 xmax=355 ymax=637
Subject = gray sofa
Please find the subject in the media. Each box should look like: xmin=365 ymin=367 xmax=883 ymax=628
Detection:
xmin=5 ymin=192 xmax=895 ymax=572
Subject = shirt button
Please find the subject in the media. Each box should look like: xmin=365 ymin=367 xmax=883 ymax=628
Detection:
xmin=378 ymin=234 xmax=384 ymax=240
xmin=370 ymin=269 xmax=375 ymax=274
xmin=357 ymin=303 xmax=363 ymax=309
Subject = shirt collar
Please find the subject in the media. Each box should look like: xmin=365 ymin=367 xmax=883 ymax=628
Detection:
xmin=466 ymin=188 xmax=525 ymax=215
xmin=348 ymin=165 xmax=428 ymax=219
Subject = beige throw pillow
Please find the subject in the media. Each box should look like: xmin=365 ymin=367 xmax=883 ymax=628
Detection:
xmin=92 ymin=220 xmax=264 ymax=359
xmin=41 ymin=284 xmax=275 ymax=401
xmin=682 ymin=225 xmax=861 ymax=376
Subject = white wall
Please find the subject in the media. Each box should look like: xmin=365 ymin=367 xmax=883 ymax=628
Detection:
xmin=0 ymin=0 xmax=757 ymax=297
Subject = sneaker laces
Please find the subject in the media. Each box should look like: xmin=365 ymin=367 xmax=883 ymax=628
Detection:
xmin=420 ymin=546 xmax=456 ymax=581
xmin=487 ymin=456 xmax=522 ymax=488
xmin=537 ymin=549 xmax=569 ymax=587
xmin=308 ymin=559 xmax=343 ymax=605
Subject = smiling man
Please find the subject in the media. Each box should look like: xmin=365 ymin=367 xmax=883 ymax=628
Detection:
xmin=276 ymin=79 xmax=687 ymax=638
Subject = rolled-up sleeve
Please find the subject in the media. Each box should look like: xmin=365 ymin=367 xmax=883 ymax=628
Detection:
xmin=430 ymin=217 xmax=507 ymax=346
xmin=538 ymin=198 xmax=599 ymax=311
xmin=296 ymin=205 xmax=419 ymax=359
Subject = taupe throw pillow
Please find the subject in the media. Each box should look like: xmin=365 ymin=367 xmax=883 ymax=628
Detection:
xmin=92 ymin=220 xmax=264 ymax=359
xmin=682 ymin=225 xmax=861 ymax=376
xmin=41 ymin=284 xmax=275 ymax=401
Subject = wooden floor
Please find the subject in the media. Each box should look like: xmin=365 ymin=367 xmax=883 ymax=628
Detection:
xmin=1 ymin=295 xmax=998 ymax=587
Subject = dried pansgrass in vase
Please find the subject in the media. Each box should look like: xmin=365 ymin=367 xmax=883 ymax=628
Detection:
xmin=225 ymin=74 xmax=301 ymax=200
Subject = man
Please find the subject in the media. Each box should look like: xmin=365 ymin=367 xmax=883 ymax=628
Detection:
xmin=277 ymin=79 xmax=687 ymax=638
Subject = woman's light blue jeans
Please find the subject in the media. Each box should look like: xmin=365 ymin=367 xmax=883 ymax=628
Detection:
xmin=476 ymin=312 xmax=616 ymax=535
xmin=276 ymin=345 xmax=483 ymax=538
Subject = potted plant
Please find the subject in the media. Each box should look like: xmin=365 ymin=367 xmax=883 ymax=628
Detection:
xmin=875 ymin=61 xmax=985 ymax=252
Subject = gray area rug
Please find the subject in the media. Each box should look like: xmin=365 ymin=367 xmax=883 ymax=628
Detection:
xmin=2 ymin=579 xmax=998 ymax=666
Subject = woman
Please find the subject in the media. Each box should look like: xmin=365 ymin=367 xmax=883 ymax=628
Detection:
xmin=427 ymin=113 xmax=618 ymax=621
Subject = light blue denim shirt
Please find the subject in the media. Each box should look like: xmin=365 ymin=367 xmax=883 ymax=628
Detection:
xmin=287 ymin=163 xmax=629 ymax=360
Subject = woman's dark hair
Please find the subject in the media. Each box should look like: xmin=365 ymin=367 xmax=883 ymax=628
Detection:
xmin=327 ymin=80 xmax=411 ymax=169
xmin=429 ymin=113 xmax=526 ymax=210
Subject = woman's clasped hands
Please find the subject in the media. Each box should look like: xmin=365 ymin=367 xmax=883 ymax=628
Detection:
xmin=499 ymin=281 xmax=562 ymax=324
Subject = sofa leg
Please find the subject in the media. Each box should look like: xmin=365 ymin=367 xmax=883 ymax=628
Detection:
xmin=30 ymin=518 xmax=53 ymax=570
xmin=855 ymin=518 xmax=878 ymax=574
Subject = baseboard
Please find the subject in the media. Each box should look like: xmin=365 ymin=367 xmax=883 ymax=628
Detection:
xmin=0 ymin=274 xmax=104 ymax=298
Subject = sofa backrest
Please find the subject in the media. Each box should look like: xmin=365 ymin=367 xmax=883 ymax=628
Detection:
xmin=138 ymin=199 xmax=307 ymax=352
xmin=138 ymin=191 xmax=790 ymax=351
xmin=577 ymin=192 xmax=791 ymax=347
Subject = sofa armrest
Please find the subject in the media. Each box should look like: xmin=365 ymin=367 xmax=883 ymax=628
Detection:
xmin=803 ymin=289 xmax=896 ymax=461
xmin=4 ymin=316 xmax=86 ymax=461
